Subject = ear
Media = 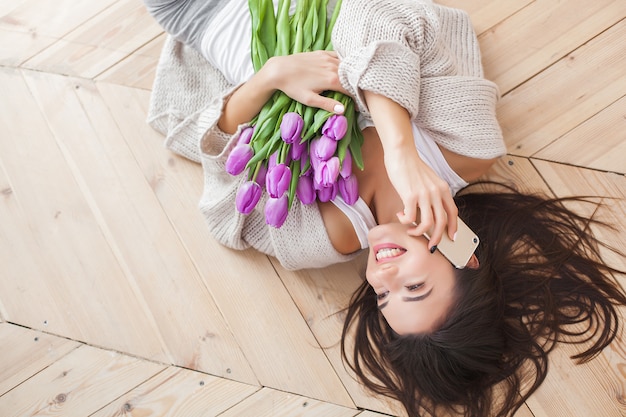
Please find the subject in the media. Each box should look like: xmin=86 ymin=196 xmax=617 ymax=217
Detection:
xmin=466 ymin=254 xmax=480 ymax=269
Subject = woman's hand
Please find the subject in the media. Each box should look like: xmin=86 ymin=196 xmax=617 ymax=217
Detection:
xmin=264 ymin=51 xmax=349 ymax=113
xmin=364 ymin=90 xmax=458 ymax=247
xmin=384 ymin=145 xmax=458 ymax=247
xmin=219 ymin=51 xmax=348 ymax=134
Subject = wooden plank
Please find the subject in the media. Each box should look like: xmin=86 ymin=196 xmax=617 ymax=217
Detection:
xmin=274 ymin=258 xmax=407 ymax=416
xmin=62 ymin=0 xmax=162 ymax=54
xmin=0 ymin=27 xmax=56 ymax=67
xmin=217 ymin=387 xmax=359 ymax=417
xmin=0 ymin=345 xmax=165 ymax=417
xmin=525 ymin=161 xmax=626 ymax=417
xmin=480 ymin=0 xmax=626 ymax=94
xmin=0 ymin=67 xmax=169 ymax=363
xmin=22 ymin=70 xmax=258 ymax=385
xmin=479 ymin=156 xmax=553 ymax=195
xmin=0 ymin=323 xmax=80 ymax=396
xmin=497 ymin=20 xmax=626 ymax=157
xmin=96 ymin=33 xmax=166 ymax=90
xmin=20 ymin=39 xmax=128 ymax=78
xmin=534 ymin=96 xmax=626 ymax=174
xmin=437 ymin=0 xmax=532 ymax=35
xmin=531 ymin=160 xmax=626 ymax=270
xmin=21 ymin=0 xmax=162 ymax=78
xmin=0 ymin=0 xmax=117 ymax=37
xmin=526 ymin=340 xmax=626 ymax=417
xmin=91 ymin=367 xmax=259 ymax=417
xmin=95 ymin=81 xmax=356 ymax=407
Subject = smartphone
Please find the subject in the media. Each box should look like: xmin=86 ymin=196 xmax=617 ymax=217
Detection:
xmin=423 ymin=217 xmax=479 ymax=269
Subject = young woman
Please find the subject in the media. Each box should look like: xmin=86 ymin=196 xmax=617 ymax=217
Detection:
xmin=144 ymin=0 xmax=626 ymax=415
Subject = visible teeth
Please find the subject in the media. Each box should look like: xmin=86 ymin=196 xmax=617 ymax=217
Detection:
xmin=376 ymin=248 xmax=405 ymax=261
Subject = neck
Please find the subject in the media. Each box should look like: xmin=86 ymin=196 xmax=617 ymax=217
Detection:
xmin=355 ymin=127 xmax=404 ymax=225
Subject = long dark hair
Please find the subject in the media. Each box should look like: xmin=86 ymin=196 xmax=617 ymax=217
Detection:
xmin=341 ymin=182 xmax=626 ymax=417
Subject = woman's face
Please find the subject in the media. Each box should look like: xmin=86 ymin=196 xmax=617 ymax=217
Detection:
xmin=365 ymin=223 xmax=457 ymax=335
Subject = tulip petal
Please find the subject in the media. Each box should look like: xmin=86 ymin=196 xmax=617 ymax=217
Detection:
xmin=265 ymin=195 xmax=289 ymax=228
xmin=296 ymin=175 xmax=316 ymax=205
xmin=280 ymin=112 xmax=304 ymax=144
xmin=266 ymin=164 xmax=292 ymax=198
xmin=226 ymin=144 xmax=254 ymax=176
xmin=311 ymin=135 xmax=337 ymax=161
xmin=322 ymin=114 xmax=348 ymax=141
xmin=237 ymin=126 xmax=255 ymax=145
xmin=235 ymin=181 xmax=262 ymax=214
xmin=317 ymin=183 xmax=338 ymax=202
xmin=339 ymin=174 xmax=359 ymax=205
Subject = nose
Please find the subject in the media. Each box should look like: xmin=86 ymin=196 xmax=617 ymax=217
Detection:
xmin=371 ymin=263 xmax=399 ymax=289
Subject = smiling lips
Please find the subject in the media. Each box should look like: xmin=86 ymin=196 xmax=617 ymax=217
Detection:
xmin=374 ymin=244 xmax=407 ymax=262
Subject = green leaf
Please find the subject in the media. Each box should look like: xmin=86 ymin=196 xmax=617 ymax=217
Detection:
xmin=259 ymin=0 xmax=277 ymax=58
xmin=275 ymin=0 xmax=291 ymax=56
xmin=287 ymin=159 xmax=301 ymax=209
xmin=349 ymin=119 xmax=364 ymax=170
xmin=325 ymin=0 xmax=342 ymax=50
xmin=337 ymin=99 xmax=354 ymax=162
xmin=312 ymin=0 xmax=328 ymax=51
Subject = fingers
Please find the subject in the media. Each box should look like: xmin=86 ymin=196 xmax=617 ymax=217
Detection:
xmin=403 ymin=193 xmax=459 ymax=248
xmin=301 ymin=92 xmax=345 ymax=114
xmin=443 ymin=196 xmax=458 ymax=240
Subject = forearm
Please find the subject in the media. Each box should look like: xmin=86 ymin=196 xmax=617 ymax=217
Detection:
xmin=363 ymin=91 xmax=419 ymax=159
xmin=217 ymin=64 xmax=277 ymax=134
xmin=218 ymin=51 xmax=347 ymax=134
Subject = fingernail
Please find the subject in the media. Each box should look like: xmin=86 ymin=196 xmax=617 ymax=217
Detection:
xmin=333 ymin=104 xmax=344 ymax=114
xmin=453 ymin=232 xmax=457 ymax=241
xmin=429 ymin=245 xmax=437 ymax=254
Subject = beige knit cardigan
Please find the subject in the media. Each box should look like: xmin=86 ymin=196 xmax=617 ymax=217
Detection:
xmin=146 ymin=0 xmax=506 ymax=270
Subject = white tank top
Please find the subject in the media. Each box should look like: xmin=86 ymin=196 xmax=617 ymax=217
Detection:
xmin=200 ymin=0 xmax=296 ymax=85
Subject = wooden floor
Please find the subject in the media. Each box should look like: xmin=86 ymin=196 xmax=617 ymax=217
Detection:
xmin=0 ymin=0 xmax=624 ymax=416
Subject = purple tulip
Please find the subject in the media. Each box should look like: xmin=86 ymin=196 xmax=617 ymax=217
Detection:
xmin=265 ymin=194 xmax=289 ymax=228
xmin=255 ymin=163 xmax=268 ymax=186
xmin=296 ymin=175 xmax=316 ymax=205
xmin=310 ymin=135 xmax=337 ymax=161
xmin=339 ymin=174 xmax=359 ymax=205
xmin=309 ymin=151 xmax=322 ymax=172
xmin=322 ymin=114 xmax=348 ymax=141
xmin=266 ymin=163 xmax=292 ymax=198
xmin=314 ymin=157 xmax=340 ymax=188
xmin=237 ymin=126 xmax=254 ymax=145
xmin=225 ymin=144 xmax=253 ymax=176
xmin=235 ymin=181 xmax=262 ymax=214
xmin=290 ymin=139 xmax=307 ymax=160
xmin=280 ymin=112 xmax=304 ymax=144
xmin=317 ymin=182 xmax=338 ymax=202
xmin=340 ymin=149 xmax=352 ymax=179
xmin=300 ymin=151 xmax=311 ymax=176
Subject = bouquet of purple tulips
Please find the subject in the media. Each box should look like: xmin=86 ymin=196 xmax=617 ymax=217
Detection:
xmin=225 ymin=0 xmax=364 ymax=228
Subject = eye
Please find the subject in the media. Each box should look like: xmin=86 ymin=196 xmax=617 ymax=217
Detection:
xmin=376 ymin=291 xmax=389 ymax=301
xmin=406 ymin=283 xmax=424 ymax=292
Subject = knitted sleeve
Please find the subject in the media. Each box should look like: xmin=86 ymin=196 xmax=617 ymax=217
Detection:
xmin=332 ymin=0 xmax=438 ymax=119
xmin=332 ymin=0 xmax=506 ymax=159
xmin=147 ymin=36 xmax=234 ymax=162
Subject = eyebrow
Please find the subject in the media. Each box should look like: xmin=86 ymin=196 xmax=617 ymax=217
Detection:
xmin=378 ymin=288 xmax=433 ymax=310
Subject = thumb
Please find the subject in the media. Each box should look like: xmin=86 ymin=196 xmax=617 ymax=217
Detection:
xmin=306 ymin=93 xmax=344 ymax=114
xmin=396 ymin=205 xmax=417 ymax=224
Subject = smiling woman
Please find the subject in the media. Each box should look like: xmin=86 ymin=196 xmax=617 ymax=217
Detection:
xmin=342 ymin=184 xmax=626 ymax=417
xmin=142 ymin=0 xmax=626 ymax=416
xmin=366 ymin=223 xmax=458 ymax=334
